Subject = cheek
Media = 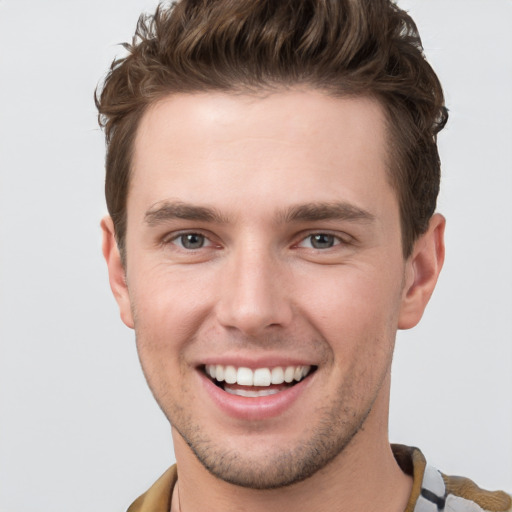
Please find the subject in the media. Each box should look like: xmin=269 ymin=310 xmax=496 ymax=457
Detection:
xmin=127 ymin=265 xmax=219 ymax=382
xmin=295 ymin=264 xmax=403 ymax=352
xmin=129 ymin=261 xmax=215 ymax=325
xmin=129 ymin=272 xmax=204 ymax=406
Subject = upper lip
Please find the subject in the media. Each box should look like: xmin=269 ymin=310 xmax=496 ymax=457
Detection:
xmin=197 ymin=356 xmax=318 ymax=369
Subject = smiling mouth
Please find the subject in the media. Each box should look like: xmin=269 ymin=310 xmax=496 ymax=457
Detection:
xmin=203 ymin=364 xmax=316 ymax=397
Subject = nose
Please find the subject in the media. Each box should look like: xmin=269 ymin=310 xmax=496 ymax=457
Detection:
xmin=215 ymin=245 xmax=293 ymax=337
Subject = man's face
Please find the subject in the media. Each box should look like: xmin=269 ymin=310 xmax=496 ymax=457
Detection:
xmin=112 ymin=90 xmax=416 ymax=488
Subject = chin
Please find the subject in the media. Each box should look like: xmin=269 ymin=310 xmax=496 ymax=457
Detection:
xmin=173 ymin=400 xmax=372 ymax=490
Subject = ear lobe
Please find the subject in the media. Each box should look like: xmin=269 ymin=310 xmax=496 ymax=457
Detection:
xmin=101 ymin=216 xmax=134 ymax=329
xmin=398 ymin=213 xmax=446 ymax=330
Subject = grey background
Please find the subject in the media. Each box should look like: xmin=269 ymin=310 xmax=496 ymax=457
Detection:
xmin=0 ymin=1 xmax=510 ymax=510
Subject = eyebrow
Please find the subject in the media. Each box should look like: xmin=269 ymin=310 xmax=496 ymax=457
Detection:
xmin=144 ymin=200 xmax=375 ymax=226
xmin=144 ymin=201 xmax=230 ymax=226
xmin=279 ymin=202 xmax=375 ymax=224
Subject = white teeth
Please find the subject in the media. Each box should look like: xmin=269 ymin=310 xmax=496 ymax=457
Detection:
xmin=253 ymin=368 xmax=272 ymax=386
xmin=204 ymin=364 xmax=312 ymax=388
xmin=237 ymin=367 xmax=253 ymax=386
xmin=283 ymin=366 xmax=295 ymax=383
xmin=224 ymin=365 xmax=237 ymax=384
xmin=271 ymin=367 xmax=284 ymax=384
xmin=225 ymin=387 xmax=282 ymax=398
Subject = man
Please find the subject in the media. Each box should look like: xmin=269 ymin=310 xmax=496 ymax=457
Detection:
xmin=96 ymin=1 xmax=511 ymax=511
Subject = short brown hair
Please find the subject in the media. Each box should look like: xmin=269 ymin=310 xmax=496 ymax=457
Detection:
xmin=96 ymin=0 xmax=448 ymax=258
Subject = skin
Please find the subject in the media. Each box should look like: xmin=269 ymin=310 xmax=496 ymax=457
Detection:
xmin=102 ymin=89 xmax=445 ymax=512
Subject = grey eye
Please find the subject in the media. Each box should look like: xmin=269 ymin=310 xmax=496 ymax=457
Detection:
xmin=309 ymin=234 xmax=336 ymax=249
xmin=179 ymin=233 xmax=205 ymax=249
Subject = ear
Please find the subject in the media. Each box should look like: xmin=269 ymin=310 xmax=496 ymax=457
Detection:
xmin=101 ymin=216 xmax=134 ymax=329
xmin=398 ymin=213 xmax=446 ymax=330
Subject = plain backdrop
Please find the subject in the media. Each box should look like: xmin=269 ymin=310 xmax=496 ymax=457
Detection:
xmin=0 ymin=1 xmax=511 ymax=510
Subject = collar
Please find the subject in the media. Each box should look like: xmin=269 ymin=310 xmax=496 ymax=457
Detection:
xmin=125 ymin=445 xmax=511 ymax=512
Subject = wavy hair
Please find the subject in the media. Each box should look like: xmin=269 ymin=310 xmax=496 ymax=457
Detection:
xmin=96 ymin=0 xmax=448 ymax=259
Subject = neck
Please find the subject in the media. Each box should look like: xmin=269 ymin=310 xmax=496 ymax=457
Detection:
xmin=171 ymin=381 xmax=412 ymax=512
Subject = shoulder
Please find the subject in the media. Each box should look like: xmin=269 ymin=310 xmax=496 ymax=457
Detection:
xmin=441 ymin=473 xmax=511 ymax=512
xmin=126 ymin=465 xmax=178 ymax=512
xmin=393 ymin=444 xmax=511 ymax=512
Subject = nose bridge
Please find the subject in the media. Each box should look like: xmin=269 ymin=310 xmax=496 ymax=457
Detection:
xmin=216 ymin=238 xmax=291 ymax=335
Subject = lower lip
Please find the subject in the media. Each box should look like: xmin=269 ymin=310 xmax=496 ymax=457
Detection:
xmin=199 ymin=371 xmax=314 ymax=421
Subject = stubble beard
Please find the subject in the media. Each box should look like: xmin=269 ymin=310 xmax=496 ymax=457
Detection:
xmin=174 ymin=404 xmax=372 ymax=490
xmin=134 ymin=319 xmax=396 ymax=490
xmin=166 ymin=367 xmax=384 ymax=490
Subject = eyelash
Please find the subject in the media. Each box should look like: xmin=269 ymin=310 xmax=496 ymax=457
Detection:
xmin=296 ymin=233 xmax=344 ymax=250
xmin=163 ymin=231 xmax=349 ymax=251
xmin=165 ymin=232 xmax=215 ymax=250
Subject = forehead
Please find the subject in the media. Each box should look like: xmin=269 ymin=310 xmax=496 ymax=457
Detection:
xmin=129 ymin=89 xmax=394 ymax=218
xmin=134 ymin=89 xmax=387 ymax=158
